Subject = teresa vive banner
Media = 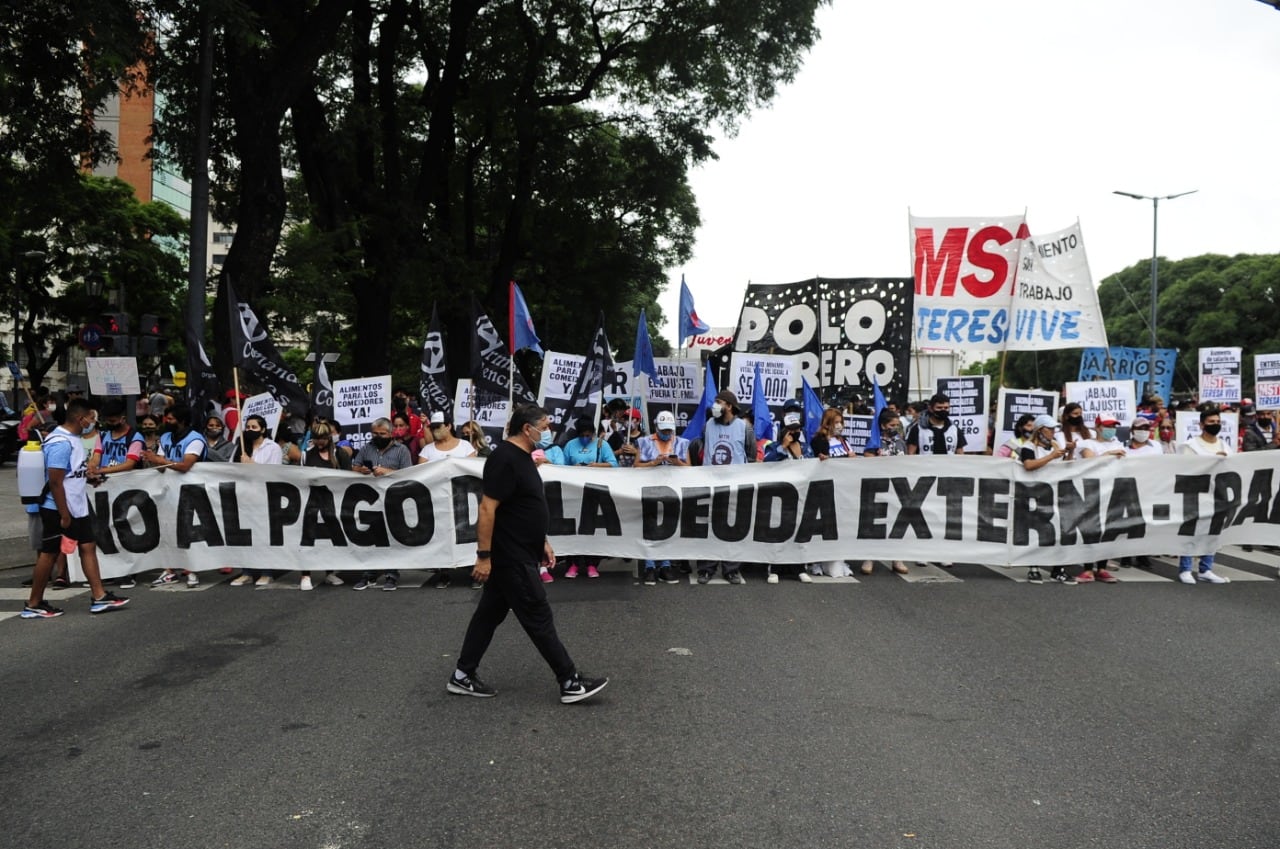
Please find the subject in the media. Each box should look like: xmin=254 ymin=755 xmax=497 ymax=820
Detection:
xmin=88 ymin=454 xmax=1280 ymax=575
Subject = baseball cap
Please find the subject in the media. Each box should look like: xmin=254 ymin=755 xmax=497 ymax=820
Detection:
xmin=1032 ymin=414 xmax=1057 ymax=430
xmin=429 ymin=411 xmax=447 ymax=425
xmin=1095 ymin=415 xmax=1120 ymax=427
xmin=1130 ymin=418 xmax=1152 ymax=430
xmin=783 ymin=411 xmax=802 ymax=427
xmin=1241 ymin=403 xmax=1257 ymax=415
xmin=629 ymin=408 xmax=642 ymax=420
xmin=655 ymin=410 xmax=676 ymax=430
xmin=782 ymin=398 xmax=803 ymax=413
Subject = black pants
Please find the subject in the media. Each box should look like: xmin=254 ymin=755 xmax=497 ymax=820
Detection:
xmin=457 ymin=560 xmax=576 ymax=682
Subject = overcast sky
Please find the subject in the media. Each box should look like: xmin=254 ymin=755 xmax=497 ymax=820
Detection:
xmin=659 ymin=0 xmax=1280 ymax=348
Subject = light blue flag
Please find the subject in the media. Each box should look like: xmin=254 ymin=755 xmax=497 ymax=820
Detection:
xmin=752 ymin=362 xmax=772 ymax=442
xmin=678 ymin=276 xmax=710 ymax=347
xmin=633 ymin=308 xmax=657 ymax=379
xmin=681 ymin=359 xmax=717 ymax=442
xmin=801 ymin=377 xmax=824 ymax=441
xmin=509 ymin=281 xmax=544 ymax=356
xmin=864 ymin=375 xmax=888 ymax=454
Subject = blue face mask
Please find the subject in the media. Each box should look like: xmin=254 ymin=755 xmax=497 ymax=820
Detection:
xmin=657 ymin=431 xmax=673 ymax=442
xmin=1101 ymin=427 xmax=1117 ymax=441
xmin=536 ymin=429 xmax=553 ymax=448
xmin=579 ymin=434 xmax=594 ymax=446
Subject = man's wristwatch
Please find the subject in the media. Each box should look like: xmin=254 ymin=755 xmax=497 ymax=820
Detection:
xmin=476 ymin=550 xmax=491 ymax=559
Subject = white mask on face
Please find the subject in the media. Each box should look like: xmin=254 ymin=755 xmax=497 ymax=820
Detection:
xmin=1132 ymin=431 xmax=1150 ymax=444
xmin=711 ymin=402 xmax=725 ymax=419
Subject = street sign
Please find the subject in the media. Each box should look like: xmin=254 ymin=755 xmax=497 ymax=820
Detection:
xmin=79 ymin=323 xmax=104 ymax=352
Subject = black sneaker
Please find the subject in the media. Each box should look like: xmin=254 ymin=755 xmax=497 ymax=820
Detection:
xmin=1050 ymin=567 xmax=1077 ymax=586
xmin=696 ymin=571 xmax=711 ymax=584
xmin=89 ymin=591 xmax=130 ymax=614
xmin=117 ymin=576 xmax=137 ymax=589
xmin=560 ymin=674 xmax=609 ymax=704
xmin=1027 ymin=568 xmax=1043 ymax=584
xmin=447 ymin=673 xmax=496 ymax=698
xmin=382 ymin=575 xmax=398 ymax=591
xmin=725 ymin=571 xmax=744 ymax=585
xmin=642 ymin=569 xmax=657 ymax=586
xmin=353 ymin=575 xmax=372 ymax=591
xmin=20 ymin=601 xmax=64 ymax=619
xmin=424 ymin=571 xmax=451 ymax=589
xmin=658 ymin=566 xmax=680 ymax=584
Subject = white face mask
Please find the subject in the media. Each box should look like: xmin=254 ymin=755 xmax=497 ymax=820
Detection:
xmin=711 ymin=402 xmax=725 ymax=418
xmin=1132 ymin=431 xmax=1150 ymax=444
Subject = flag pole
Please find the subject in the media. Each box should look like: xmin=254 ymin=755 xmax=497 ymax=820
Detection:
xmin=233 ymin=366 xmax=246 ymax=456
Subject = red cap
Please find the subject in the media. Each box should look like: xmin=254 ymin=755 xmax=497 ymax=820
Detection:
xmin=629 ymin=408 xmax=642 ymax=420
xmin=1095 ymin=415 xmax=1119 ymax=427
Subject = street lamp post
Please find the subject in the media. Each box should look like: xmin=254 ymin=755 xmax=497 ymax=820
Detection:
xmin=1112 ymin=189 xmax=1198 ymax=399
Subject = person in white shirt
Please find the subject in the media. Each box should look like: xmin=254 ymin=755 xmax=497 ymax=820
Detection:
xmin=1079 ymin=416 xmax=1126 ymax=460
xmin=229 ymin=415 xmax=285 ymax=587
xmin=1016 ymin=414 xmax=1077 ymax=585
xmin=1123 ymin=418 xmax=1163 ymax=457
xmin=1176 ymin=407 xmax=1232 ymax=585
xmin=420 ymin=412 xmax=479 ymax=588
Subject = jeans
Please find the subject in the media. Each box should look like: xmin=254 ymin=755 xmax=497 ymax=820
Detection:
xmin=644 ymin=559 xmax=671 ymax=570
xmin=1179 ymin=555 xmax=1214 ymax=572
xmin=457 ymin=560 xmax=576 ymax=682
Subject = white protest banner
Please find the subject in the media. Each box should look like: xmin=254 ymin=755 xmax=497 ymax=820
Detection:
xmin=1256 ymin=353 xmax=1280 ymax=410
xmin=642 ymin=357 xmax=704 ymax=432
xmin=333 ymin=375 xmax=391 ymax=450
xmin=936 ymin=375 xmax=990 ymax=453
xmin=453 ymin=378 xmax=510 ymax=451
xmin=231 ymin=391 xmax=282 ymax=442
xmin=1007 ymin=222 xmax=1108 ymax=350
xmin=86 ymin=357 xmax=142 ymax=396
xmin=1065 ymin=380 xmax=1136 ymax=434
xmin=995 ymin=388 xmax=1058 ymax=450
xmin=1199 ymin=347 xmax=1243 ymax=404
xmin=729 ymin=352 xmax=802 ymax=435
xmin=1176 ymin=411 xmax=1239 ymax=453
xmin=909 ymin=214 xmax=1027 ymax=350
xmin=538 ymin=351 xmax=585 ymax=428
xmin=90 ymin=452 xmax=1280 ymax=576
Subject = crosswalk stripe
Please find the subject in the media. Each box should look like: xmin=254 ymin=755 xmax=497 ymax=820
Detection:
xmin=1151 ymin=556 xmax=1273 ymax=582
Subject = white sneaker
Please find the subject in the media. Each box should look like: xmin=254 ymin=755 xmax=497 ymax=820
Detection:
xmin=1197 ymin=570 xmax=1229 ymax=584
xmin=186 ymin=572 xmax=199 ymax=588
xmin=254 ymin=575 xmax=273 ymax=587
xmin=1178 ymin=571 xmax=1196 ymax=585
xmin=766 ymin=572 xmax=779 ymax=584
xmin=323 ymin=573 xmax=344 ymax=586
xmin=299 ymin=576 xmax=314 ymax=591
xmin=797 ymin=571 xmax=813 ymax=583
xmin=229 ymin=574 xmax=253 ymax=586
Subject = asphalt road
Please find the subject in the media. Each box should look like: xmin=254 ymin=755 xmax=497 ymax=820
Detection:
xmin=3 ymin=559 xmax=1280 ymax=849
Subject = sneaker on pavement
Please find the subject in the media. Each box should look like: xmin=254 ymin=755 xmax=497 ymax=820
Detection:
xmin=560 ymin=674 xmax=609 ymax=704
xmin=658 ymin=566 xmax=679 ymax=584
xmin=151 ymin=571 xmax=179 ymax=586
xmin=564 ymin=565 xmax=579 ymax=579
xmin=89 ymin=592 xmax=129 ymax=614
xmin=539 ymin=568 xmax=554 ymax=584
xmin=766 ymin=572 xmax=779 ymax=584
xmin=643 ymin=569 xmax=657 ymax=586
xmin=1178 ymin=570 xmax=1196 ymax=585
xmin=353 ymin=577 xmax=371 ymax=591
xmin=1027 ymin=568 xmax=1044 ymax=584
xmin=447 ymin=673 xmax=497 ymax=698
xmin=21 ymin=601 xmax=64 ymax=619
xmin=323 ymin=573 xmax=344 ymax=586
xmin=229 ymin=574 xmax=253 ymax=586
xmin=254 ymin=575 xmax=273 ymax=588
xmin=1050 ymin=567 xmax=1077 ymax=586
xmin=725 ymin=571 xmax=744 ymax=585
xmin=1197 ymin=570 xmax=1229 ymax=584
xmin=797 ymin=571 xmax=813 ymax=583
xmin=696 ymin=571 xmax=711 ymax=585
xmin=186 ymin=572 xmax=200 ymax=588
xmin=1095 ymin=569 xmax=1118 ymax=584
xmin=117 ymin=576 xmax=136 ymax=589
xmin=382 ymin=575 xmax=398 ymax=591
xmin=470 ymin=579 xmax=482 ymax=590
xmin=425 ymin=571 xmax=451 ymax=589
xmin=1076 ymin=570 xmax=1096 ymax=584
xmin=299 ymin=576 xmax=314 ymax=591
xmin=586 ymin=565 xmax=600 ymax=579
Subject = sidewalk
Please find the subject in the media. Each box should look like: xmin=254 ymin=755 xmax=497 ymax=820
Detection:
xmin=0 ymin=465 xmax=35 ymax=571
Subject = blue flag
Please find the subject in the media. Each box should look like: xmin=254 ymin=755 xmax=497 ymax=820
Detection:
xmin=801 ymin=377 xmax=824 ymax=441
xmin=864 ymin=376 xmax=888 ymax=454
xmin=633 ymin=308 xmax=657 ymax=379
xmin=752 ymin=362 xmax=772 ymax=442
xmin=678 ymin=276 xmax=710 ymax=346
xmin=509 ymin=281 xmax=543 ymax=356
xmin=681 ymin=359 xmax=717 ymax=443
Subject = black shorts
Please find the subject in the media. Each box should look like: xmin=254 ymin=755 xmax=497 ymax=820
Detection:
xmin=39 ymin=509 xmax=94 ymax=554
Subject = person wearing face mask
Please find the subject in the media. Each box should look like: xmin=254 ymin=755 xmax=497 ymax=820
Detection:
xmin=695 ymin=390 xmax=754 ymax=584
xmin=418 ymin=412 xmax=478 ymax=589
xmin=137 ymin=414 xmax=162 ymax=453
xmin=351 ymin=417 xmax=414 ymax=590
xmin=1241 ymin=403 xmax=1279 ymax=452
xmin=551 ymin=416 xmax=618 ymax=579
xmin=1057 ymin=402 xmax=1091 ymax=456
xmin=1072 ymin=416 xmax=1124 ymax=584
xmin=1175 ymin=407 xmax=1233 ymax=585
xmin=390 ymin=411 xmax=421 ymax=459
xmin=1016 ymin=414 xmax=1077 ymax=585
xmin=144 ymin=404 xmax=208 ymax=587
xmin=608 ymin=408 xmax=645 ymax=468
xmin=447 ymin=403 xmax=609 ymax=704
xmin=202 ymin=413 xmax=235 ymax=462
xmin=227 ymin=415 xmax=285 ymax=587
xmin=633 ymin=411 xmax=690 ymax=585
xmin=1123 ymin=418 xmax=1162 ymax=458
xmin=1155 ymin=415 xmax=1178 ymax=455
xmin=96 ymin=399 xmax=146 ymax=585
xmin=905 ymin=393 xmax=966 ymax=456
xmin=996 ymin=413 xmax=1037 ymax=458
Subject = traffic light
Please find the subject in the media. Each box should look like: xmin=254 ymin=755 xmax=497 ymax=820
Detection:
xmin=99 ymin=312 xmax=131 ymax=354
xmin=138 ymin=313 xmax=167 ymax=355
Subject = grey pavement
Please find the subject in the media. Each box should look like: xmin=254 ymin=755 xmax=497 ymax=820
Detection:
xmin=3 ymin=554 xmax=1280 ymax=849
xmin=0 ymin=464 xmax=35 ymax=569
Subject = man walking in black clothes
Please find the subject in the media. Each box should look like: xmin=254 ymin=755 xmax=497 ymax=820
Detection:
xmin=447 ymin=404 xmax=609 ymax=704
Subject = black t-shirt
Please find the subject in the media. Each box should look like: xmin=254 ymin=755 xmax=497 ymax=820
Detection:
xmin=484 ymin=440 xmax=549 ymax=564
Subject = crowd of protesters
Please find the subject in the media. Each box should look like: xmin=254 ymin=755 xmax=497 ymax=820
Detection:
xmin=14 ymin=378 xmax=1276 ymax=619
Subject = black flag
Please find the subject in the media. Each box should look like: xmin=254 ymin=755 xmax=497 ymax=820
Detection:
xmin=470 ymin=304 xmax=536 ymax=406
xmin=419 ymin=304 xmax=453 ymax=416
xmin=224 ymin=276 xmax=309 ymax=415
xmin=557 ymin=313 xmax=613 ymax=445
xmin=309 ymin=334 xmax=334 ymax=422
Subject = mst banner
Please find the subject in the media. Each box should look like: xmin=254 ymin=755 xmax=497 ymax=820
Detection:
xmin=89 ymin=454 xmax=1280 ymax=576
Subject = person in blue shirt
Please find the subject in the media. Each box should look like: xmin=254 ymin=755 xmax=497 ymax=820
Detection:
xmin=550 ymin=416 xmax=617 ymax=578
xmin=763 ymin=407 xmax=817 ymax=584
xmin=143 ymin=404 xmax=208 ymax=587
xmin=635 ymin=410 xmax=689 ymax=585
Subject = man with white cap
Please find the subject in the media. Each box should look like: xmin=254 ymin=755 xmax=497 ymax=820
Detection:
xmin=635 ymin=410 xmax=691 ymax=585
xmin=763 ymin=399 xmax=818 ymax=584
xmin=1016 ymin=413 xmax=1077 ymax=585
xmin=695 ymin=390 xmax=754 ymax=584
